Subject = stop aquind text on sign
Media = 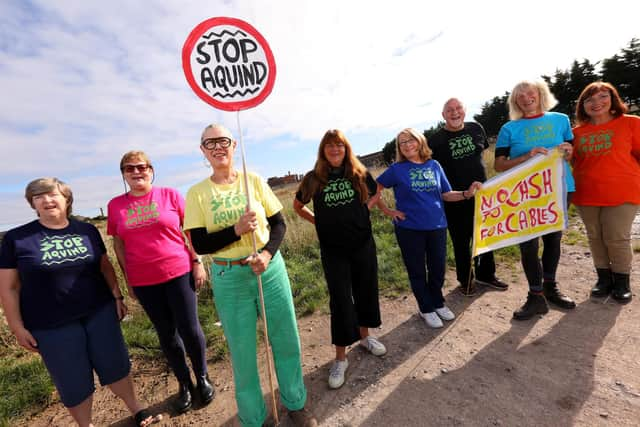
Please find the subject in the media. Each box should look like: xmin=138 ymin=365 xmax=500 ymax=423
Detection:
xmin=196 ymin=37 xmax=267 ymax=94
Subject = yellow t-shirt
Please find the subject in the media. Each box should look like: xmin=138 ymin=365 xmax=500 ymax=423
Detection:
xmin=184 ymin=172 xmax=283 ymax=259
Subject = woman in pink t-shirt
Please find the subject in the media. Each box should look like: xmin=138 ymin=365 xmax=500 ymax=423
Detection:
xmin=107 ymin=151 xmax=213 ymax=413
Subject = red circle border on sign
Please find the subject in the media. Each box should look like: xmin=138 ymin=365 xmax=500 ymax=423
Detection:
xmin=182 ymin=17 xmax=277 ymax=112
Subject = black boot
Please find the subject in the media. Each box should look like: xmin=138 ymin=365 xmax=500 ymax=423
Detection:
xmin=513 ymin=292 xmax=549 ymax=320
xmin=611 ymin=272 xmax=632 ymax=303
xmin=591 ymin=268 xmax=613 ymax=297
xmin=174 ymin=380 xmax=194 ymax=413
xmin=196 ymin=374 xmax=215 ymax=405
xmin=543 ymin=281 xmax=576 ymax=309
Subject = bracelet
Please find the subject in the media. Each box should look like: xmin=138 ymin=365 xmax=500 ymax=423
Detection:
xmin=192 ymin=257 xmax=203 ymax=264
xmin=462 ymin=191 xmax=468 ymax=200
xmin=115 ymin=295 xmax=124 ymax=300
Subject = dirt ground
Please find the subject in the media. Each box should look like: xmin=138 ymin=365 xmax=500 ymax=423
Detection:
xmin=15 ymin=238 xmax=640 ymax=426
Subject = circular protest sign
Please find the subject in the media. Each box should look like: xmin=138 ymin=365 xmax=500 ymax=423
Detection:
xmin=182 ymin=17 xmax=276 ymax=111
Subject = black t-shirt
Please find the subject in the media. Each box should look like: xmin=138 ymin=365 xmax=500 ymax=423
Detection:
xmin=0 ymin=219 xmax=113 ymax=330
xmin=296 ymin=168 xmax=377 ymax=250
xmin=429 ymin=122 xmax=489 ymax=189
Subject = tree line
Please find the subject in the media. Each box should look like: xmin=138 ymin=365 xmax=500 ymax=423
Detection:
xmin=382 ymin=38 xmax=640 ymax=164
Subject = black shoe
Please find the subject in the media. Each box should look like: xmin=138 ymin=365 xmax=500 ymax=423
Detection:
xmin=196 ymin=374 xmax=215 ymax=405
xmin=591 ymin=268 xmax=613 ymax=297
xmin=174 ymin=380 xmax=194 ymax=413
xmin=611 ymin=272 xmax=632 ymax=303
xmin=475 ymin=277 xmax=509 ymax=291
xmin=513 ymin=292 xmax=549 ymax=320
xmin=543 ymin=281 xmax=576 ymax=309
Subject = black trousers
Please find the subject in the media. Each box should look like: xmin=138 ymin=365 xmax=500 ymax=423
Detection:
xmin=518 ymin=193 xmax=572 ymax=292
xmin=519 ymin=231 xmax=562 ymax=292
xmin=444 ymin=199 xmax=496 ymax=286
xmin=320 ymin=235 xmax=381 ymax=347
xmin=133 ymin=272 xmax=208 ymax=384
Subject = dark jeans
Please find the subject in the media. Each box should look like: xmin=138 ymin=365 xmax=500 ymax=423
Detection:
xmin=519 ymin=231 xmax=562 ymax=292
xmin=320 ymin=236 xmax=381 ymax=347
xmin=444 ymin=199 xmax=496 ymax=285
xmin=395 ymin=226 xmax=447 ymax=313
xmin=133 ymin=272 xmax=208 ymax=384
xmin=518 ymin=193 xmax=573 ymax=292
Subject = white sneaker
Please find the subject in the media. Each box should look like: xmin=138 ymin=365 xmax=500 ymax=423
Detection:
xmin=419 ymin=311 xmax=444 ymax=328
xmin=328 ymin=359 xmax=349 ymax=389
xmin=435 ymin=306 xmax=455 ymax=321
xmin=360 ymin=336 xmax=387 ymax=356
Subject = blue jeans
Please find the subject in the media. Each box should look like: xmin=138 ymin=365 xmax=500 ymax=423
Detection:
xmin=394 ymin=226 xmax=447 ymax=313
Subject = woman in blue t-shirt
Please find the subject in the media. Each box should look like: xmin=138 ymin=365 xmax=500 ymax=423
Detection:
xmin=377 ymin=128 xmax=480 ymax=329
xmin=0 ymin=178 xmax=158 ymax=427
xmin=494 ymin=80 xmax=576 ymax=321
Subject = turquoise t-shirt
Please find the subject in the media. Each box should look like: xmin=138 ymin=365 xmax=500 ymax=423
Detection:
xmin=377 ymin=159 xmax=452 ymax=231
xmin=496 ymin=111 xmax=575 ymax=191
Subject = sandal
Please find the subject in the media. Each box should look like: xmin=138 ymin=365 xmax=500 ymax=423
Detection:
xmin=134 ymin=409 xmax=162 ymax=427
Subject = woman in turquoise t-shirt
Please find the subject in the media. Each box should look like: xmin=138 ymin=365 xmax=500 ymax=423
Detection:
xmin=495 ymin=80 xmax=576 ymax=320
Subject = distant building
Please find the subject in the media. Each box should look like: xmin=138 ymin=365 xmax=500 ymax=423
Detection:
xmin=267 ymin=171 xmax=303 ymax=188
xmin=358 ymin=151 xmax=385 ymax=168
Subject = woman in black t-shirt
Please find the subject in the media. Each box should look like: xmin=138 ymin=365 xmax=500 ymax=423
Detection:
xmin=294 ymin=129 xmax=387 ymax=390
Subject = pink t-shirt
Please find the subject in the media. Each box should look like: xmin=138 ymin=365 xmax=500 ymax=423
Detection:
xmin=107 ymin=187 xmax=191 ymax=286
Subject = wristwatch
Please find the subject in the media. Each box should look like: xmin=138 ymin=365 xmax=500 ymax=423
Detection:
xmin=192 ymin=257 xmax=203 ymax=264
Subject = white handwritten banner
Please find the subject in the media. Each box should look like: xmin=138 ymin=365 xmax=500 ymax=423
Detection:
xmin=182 ymin=17 xmax=276 ymax=111
xmin=472 ymin=150 xmax=567 ymax=257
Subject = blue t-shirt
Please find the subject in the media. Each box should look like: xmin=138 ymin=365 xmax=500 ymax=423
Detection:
xmin=0 ymin=219 xmax=113 ymax=330
xmin=377 ymin=159 xmax=452 ymax=231
xmin=496 ymin=111 xmax=575 ymax=191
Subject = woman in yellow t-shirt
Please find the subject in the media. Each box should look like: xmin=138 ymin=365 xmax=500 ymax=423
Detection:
xmin=183 ymin=124 xmax=316 ymax=427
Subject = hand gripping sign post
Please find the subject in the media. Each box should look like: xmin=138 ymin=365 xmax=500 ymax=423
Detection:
xmin=182 ymin=17 xmax=279 ymax=424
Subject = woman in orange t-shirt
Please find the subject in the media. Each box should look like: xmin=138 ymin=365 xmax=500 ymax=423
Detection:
xmin=572 ymin=82 xmax=640 ymax=303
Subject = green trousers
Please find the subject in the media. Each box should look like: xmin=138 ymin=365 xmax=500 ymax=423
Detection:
xmin=211 ymin=251 xmax=307 ymax=427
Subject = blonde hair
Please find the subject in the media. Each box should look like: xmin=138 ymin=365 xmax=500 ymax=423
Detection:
xmin=507 ymin=80 xmax=558 ymax=120
xmin=25 ymin=177 xmax=73 ymax=217
xmin=395 ymin=128 xmax=432 ymax=163
xmin=119 ymin=150 xmax=153 ymax=172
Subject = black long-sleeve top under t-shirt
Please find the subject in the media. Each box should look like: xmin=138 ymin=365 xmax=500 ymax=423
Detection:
xmin=189 ymin=212 xmax=286 ymax=256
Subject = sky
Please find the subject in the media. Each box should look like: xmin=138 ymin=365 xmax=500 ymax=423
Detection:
xmin=1 ymin=0 xmax=639 ymax=230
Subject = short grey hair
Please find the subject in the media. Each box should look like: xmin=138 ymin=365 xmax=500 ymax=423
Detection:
xmin=25 ymin=177 xmax=73 ymax=217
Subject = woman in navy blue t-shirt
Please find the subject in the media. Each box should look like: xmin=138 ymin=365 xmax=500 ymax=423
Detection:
xmin=0 ymin=178 xmax=158 ymax=427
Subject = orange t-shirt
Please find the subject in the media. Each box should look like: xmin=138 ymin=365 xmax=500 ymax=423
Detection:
xmin=572 ymin=114 xmax=640 ymax=206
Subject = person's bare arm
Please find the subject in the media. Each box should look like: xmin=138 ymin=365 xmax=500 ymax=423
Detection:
xmin=0 ymin=269 xmax=38 ymax=352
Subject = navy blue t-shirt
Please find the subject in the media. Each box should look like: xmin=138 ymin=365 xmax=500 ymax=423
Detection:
xmin=0 ymin=219 xmax=113 ymax=330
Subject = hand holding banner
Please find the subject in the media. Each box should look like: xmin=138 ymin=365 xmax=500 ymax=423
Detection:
xmin=472 ymin=149 xmax=567 ymax=257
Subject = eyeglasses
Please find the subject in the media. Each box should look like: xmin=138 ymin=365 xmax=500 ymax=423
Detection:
xmin=398 ymin=138 xmax=416 ymax=145
xmin=201 ymin=137 xmax=232 ymax=150
xmin=122 ymin=164 xmax=150 ymax=173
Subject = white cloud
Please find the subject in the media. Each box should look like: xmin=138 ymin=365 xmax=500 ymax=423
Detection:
xmin=1 ymin=0 xmax=639 ymax=229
